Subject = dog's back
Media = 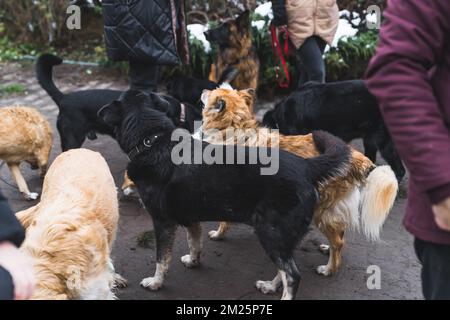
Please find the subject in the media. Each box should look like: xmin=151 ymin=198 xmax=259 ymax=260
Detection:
xmin=264 ymin=80 xmax=381 ymax=139
xmin=0 ymin=106 xmax=52 ymax=164
xmin=17 ymin=149 xmax=119 ymax=299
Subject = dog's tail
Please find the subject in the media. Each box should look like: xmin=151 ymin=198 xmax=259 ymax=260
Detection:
xmin=36 ymin=53 xmax=64 ymax=105
xmin=307 ymin=131 xmax=351 ymax=188
xmin=359 ymin=165 xmax=398 ymax=241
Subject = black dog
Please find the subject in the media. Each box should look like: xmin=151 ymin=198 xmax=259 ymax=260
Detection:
xmin=99 ymin=90 xmax=351 ymax=300
xmin=263 ymin=80 xmax=406 ymax=181
xmin=166 ymin=75 xmax=218 ymax=106
xmin=36 ymin=54 xmax=202 ymax=151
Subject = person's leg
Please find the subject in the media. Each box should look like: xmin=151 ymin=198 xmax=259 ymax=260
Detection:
xmin=414 ymin=237 xmax=450 ymax=300
xmin=296 ymin=36 xmax=327 ymax=86
xmin=0 ymin=266 xmax=14 ymax=300
xmin=128 ymin=61 xmax=160 ymax=93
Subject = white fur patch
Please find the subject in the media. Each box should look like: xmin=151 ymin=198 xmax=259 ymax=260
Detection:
xmin=219 ymin=82 xmax=234 ymax=90
xmin=26 ymin=192 xmax=39 ymax=200
xmin=123 ymin=187 xmax=135 ymax=196
xmin=360 ymin=165 xmax=398 ymax=241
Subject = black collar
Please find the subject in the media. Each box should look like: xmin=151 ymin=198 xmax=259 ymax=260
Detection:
xmin=127 ymin=133 xmax=164 ymax=161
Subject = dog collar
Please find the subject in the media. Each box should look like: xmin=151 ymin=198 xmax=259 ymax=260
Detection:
xmin=180 ymin=103 xmax=186 ymax=124
xmin=127 ymin=134 xmax=163 ymax=161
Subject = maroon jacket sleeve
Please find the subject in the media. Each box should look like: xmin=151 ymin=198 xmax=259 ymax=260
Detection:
xmin=365 ymin=0 xmax=450 ymax=203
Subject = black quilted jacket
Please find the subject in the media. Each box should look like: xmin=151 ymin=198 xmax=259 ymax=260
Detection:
xmin=103 ymin=0 xmax=189 ymax=65
xmin=0 ymin=191 xmax=24 ymax=248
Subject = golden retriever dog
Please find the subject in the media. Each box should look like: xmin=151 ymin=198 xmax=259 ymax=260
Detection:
xmin=16 ymin=148 xmax=125 ymax=299
xmin=0 ymin=106 xmax=52 ymax=200
xmin=200 ymin=86 xmax=399 ymax=277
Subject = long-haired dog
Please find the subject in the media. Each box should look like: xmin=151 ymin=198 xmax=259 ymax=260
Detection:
xmin=0 ymin=106 xmax=52 ymax=200
xmin=201 ymin=86 xmax=399 ymax=277
xmin=262 ymin=80 xmax=406 ymax=181
xmin=16 ymin=149 xmax=125 ymax=299
xmin=99 ymin=90 xmax=351 ymax=299
xmin=205 ymin=10 xmax=259 ymax=104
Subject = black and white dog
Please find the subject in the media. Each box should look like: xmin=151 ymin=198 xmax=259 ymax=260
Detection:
xmin=263 ymin=80 xmax=405 ymax=181
xmin=99 ymin=90 xmax=351 ymax=300
xmin=36 ymin=54 xmax=202 ymax=151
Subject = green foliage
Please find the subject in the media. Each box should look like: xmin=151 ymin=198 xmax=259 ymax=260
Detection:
xmin=325 ymin=31 xmax=378 ymax=81
xmin=0 ymin=37 xmax=52 ymax=62
xmin=0 ymin=83 xmax=26 ymax=97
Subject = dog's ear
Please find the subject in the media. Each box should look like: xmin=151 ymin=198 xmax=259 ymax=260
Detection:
xmin=98 ymin=100 xmax=122 ymax=126
xmin=236 ymin=10 xmax=250 ymax=33
xmin=150 ymin=94 xmax=170 ymax=112
xmin=239 ymin=88 xmax=255 ymax=110
xmin=201 ymin=89 xmax=211 ymax=107
xmin=214 ymin=98 xmax=226 ymax=113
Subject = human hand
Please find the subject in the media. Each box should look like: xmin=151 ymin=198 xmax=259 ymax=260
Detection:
xmin=432 ymin=197 xmax=450 ymax=232
xmin=0 ymin=241 xmax=35 ymax=300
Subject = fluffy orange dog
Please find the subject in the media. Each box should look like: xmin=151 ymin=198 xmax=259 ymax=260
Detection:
xmin=0 ymin=106 xmax=52 ymax=200
xmin=16 ymin=149 xmax=125 ymax=299
xmin=201 ymin=86 xmax=398 ymax=277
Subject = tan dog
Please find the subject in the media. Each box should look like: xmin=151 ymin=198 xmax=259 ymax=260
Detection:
xmin=16 ymin=149 xmax=125 ymax=299
xmin=0 ymin=106 xmax=52 ymax=200
xmin=201 ymin=86 xmax=398 ymax=277
xmin=206 ymin=10 xmax=260 ymax=102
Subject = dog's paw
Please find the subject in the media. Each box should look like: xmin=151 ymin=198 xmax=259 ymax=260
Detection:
xmin=319 ymin=244 xmax=330 ymax=254
xmin=114 ymin=273 xmax=128 ymax=289
xmin=255 ymin=280 xmax=279 ymax=294
xmin=181 ymin=254 xmax=200 ymax=268
xmin=25 ymin=192 xmax=39 ymax=201
xmin=123 ymin=187 xmax=136 ymax=196
xmin=140 ymin=276 xmax=163 ymax=291
xmin=316 ymin=265 xmax=333 ymax=276
xmin=208 ymin=230 xmax=224 ymax=241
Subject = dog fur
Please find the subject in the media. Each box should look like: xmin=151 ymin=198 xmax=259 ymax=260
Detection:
xmin=0 ymin=106 xmax=52 ymax=200
xmin=166 ymin=75 xmax=218 ymax=106
xmin=262 ymin=80 xmax=406 ymax=181
xmin=205 ymin=10 xmax=260 ymax=99
xmin=16 ymin=149 xmax=125 ymax=299
xmin=99 ymin=90 xmax=351 ymax=299
xmin=201 ymin=86 xmax=398 ymax=276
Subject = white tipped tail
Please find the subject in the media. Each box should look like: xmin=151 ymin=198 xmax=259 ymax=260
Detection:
xmin=360 ymin=165 xmax=398 ymax=241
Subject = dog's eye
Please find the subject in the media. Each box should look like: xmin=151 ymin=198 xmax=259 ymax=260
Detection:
xmin=214 ymin=99 xmax=226 ymax=112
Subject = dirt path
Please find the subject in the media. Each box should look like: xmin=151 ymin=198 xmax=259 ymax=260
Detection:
xmin=0 ymin=62 xmax=422 ymax=300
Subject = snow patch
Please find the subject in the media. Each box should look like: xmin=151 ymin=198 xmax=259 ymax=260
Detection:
xmin=332 ymin=18 xmax=358 ymax=47
xmin=255 ymin=2 xmax=273 ymax=19
xmin=252 ymin=20 xmax=266 ymax=30
xmin=187 ymin=24 xmax=211 ymax=53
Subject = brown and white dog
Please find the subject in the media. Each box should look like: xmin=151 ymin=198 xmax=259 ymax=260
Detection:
xmin=16 ymin=149 xmax=125 ymax=299
xmin=0 ymin=106 xmax=52 ymax=200
xmin=200 ymin=86 xmax=399 ymax=277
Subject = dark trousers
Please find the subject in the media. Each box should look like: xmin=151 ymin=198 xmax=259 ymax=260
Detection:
xmin=128 ymin=61 xmax=160 ymax=93
xmin=296 ymin=36 xmax=327 ymax=86
xmin=0 ymin=266 xmax=14 ymax=300
xmin=414 ymin=237 xmax=450 ymax=300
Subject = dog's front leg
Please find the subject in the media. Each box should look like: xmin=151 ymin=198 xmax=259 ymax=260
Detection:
xmin=7 ymin=163 xmax=38 ymax=200
xmin=140 ymin=219 xmax=177 ymax=291
xmin=181 ymin=223 xmax=202 ymax=268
